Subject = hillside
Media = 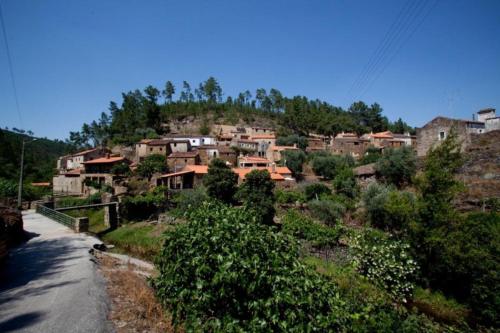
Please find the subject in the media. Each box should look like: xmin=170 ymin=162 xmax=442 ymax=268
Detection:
xmin=0 ymin=129 xmax=73 ymax=183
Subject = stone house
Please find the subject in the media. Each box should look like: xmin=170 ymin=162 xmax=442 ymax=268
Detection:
xmin=235 ymin=139 xmax=259 ymax=152
xmin=197 ymin=145 xmax=237 ymax=166
xmin=251 ymin=134 xmax=276 ymax=157
xmin=267 ymin=145 xmax=300 ymax=162
xmin=167 ymin=151 xmax=200 ymax=171
xmin=330 ymin=137 xmax=371 ymax=159
xmin=477 ymin=108 xmax=500 ymax=132
xmin=57 ymin=147 xmax=109 ymax=172
xmin=136 ymin=139 xmax=191 ymax=161
xmin=163 ymin=134 xmax=216 ymax=147
xmin=416 ymin=116 xmax=485 ymax=157
xmin=237 ymin=156 xmax=271 ymax=168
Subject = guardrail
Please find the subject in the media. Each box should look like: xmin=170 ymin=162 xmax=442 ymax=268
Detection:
xmin=36 ymin=203 xmax=89 ymax=232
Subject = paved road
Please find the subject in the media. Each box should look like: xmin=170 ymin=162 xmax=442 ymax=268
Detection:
xmin=0 ymin=210 xmax=113 ymax=333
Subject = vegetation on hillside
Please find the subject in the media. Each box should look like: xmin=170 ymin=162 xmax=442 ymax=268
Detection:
xmin=67 ymin=77 xmax=414 ymax=148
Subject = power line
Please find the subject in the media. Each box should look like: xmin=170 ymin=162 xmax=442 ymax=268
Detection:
xmin=347 ymin=0 xmax=437 ymax=102
xmin=347 ymin=0 xmax=416 ymax=99
xmin=0 ymin=0 xmax=23 ymax=127
xmin=351 ymin=0 xmax=424 ymax=100
xmin=357 ymin=0 xmax=439 ymax=98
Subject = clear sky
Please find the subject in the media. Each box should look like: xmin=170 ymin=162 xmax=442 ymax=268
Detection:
xmin=1 ymin=0 xmax=499 ymax=140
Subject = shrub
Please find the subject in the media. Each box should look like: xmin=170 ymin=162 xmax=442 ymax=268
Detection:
xmin=332 ymin=167 xmax=358 ymax=199
xmin=154 ymin=202 xmax=349 ymax=331
xmin=236 ymin=169 xmax=275 ymax=225
xmin=351 ymin=229 xmax=418 ymax=303
xmin=275 ymin=189 xmax=306 ymax=205
xmin=120 ymin=191 xmax=166 ymax=221
xmin=312 ymin=154 xmax=354 ymax=180
xmin=276 ymin=134 xmax=308 ymax=150
xmin=375 ymin=146 xmax=416 ymax=188
xmin=304 ymin=182 xmax=331 ymax=201
xmin=281 ymin=150 xmax=306 ymax=177
xmin=359 ymin=146 xmax=382 ymax=165
xmin=362 ymin=183 xmax=417 ymax=235
xmin=203 ymin=158 xmax=238 ymax=204
xmin=136 ymin=154 xmax=168 ymax=179
xmin=308 ymin=199 xmax=346 ymax=225
xmin=430 ymin=212 xmax=500 ymax=326
xmin=111 ymin=162 xmax=131 ymax=176
xmin=282 ymin=210 xmax=342 ymax=248
xmin=171 ymin=186 xmax=209 ymax=214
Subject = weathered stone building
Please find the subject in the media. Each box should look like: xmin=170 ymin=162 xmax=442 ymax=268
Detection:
xmin=416 ymin=117 xmax=485 ymax=157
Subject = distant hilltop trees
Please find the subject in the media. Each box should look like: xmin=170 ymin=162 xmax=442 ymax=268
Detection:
xmin=67 ymin=77 xmax=414 ymax=149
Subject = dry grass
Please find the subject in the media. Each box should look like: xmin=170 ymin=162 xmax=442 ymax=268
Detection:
xmin=98 ymin=254 xmax=178 ymax=333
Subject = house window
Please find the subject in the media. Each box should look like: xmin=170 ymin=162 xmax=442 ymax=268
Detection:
xmin=150 ymin=148 xmax=153 ymax=152
xmin=159 ymin=148 xmax=163 ymax=151
xmin=439 ymin=131 xmax=446 ymax=140
xmin=213 ymin=152 xmax=217 ymax=157
xmin=184 ymin=159 xmax=188 ymax=163
xmin=174 ymin=143 xmax=177 ymax=147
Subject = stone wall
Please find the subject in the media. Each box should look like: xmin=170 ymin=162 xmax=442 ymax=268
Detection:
xmin=416 ymin=117 xmax=471 ymax=157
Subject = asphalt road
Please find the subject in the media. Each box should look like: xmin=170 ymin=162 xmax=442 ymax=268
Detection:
xmin=0 ymin=210 xmax=113 ymax=333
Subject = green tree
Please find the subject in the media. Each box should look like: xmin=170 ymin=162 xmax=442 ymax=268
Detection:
xmin=332 ymin=167 xmax=358 ymax=199
xmin=281 ymin=150 xmax=306 ymax=178
xmin=136 ymin=154 xmax=167 ymax=179
xmin=163 ymin=81 xmax=175 ymax=103
xmin=312 ymin=154 xmax=354 ymax=180
xmin=203 ymin=158 xmax=238 ymax=204
xmin=304 ymin=183 xmax=331 ymax=201
xmin=375 ymin=146 xmax=416 ymax=188
xmin=202 ymin=77 xmax=223 ymax=104
xmin=236 ymin=169 xmax=275 ymax=225
xmin=276 ymin=134 xmax=308 ymax=150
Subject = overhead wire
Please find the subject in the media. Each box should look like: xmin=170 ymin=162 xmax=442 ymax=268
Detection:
xmin=0 ymin=0 xmax=23 ymax=127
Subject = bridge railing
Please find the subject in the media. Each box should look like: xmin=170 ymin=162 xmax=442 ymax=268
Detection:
xmin=36 ymin=203 xmax=89 ymax=232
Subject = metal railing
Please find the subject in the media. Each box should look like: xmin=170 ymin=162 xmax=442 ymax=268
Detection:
xmin=36 ymin=203 xmax=77 ymax=229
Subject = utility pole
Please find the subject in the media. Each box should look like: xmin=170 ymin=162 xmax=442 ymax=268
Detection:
xmin=17 ymin=139 xmax=26 ymax=209
xmin=17 ymin=138 xmax=37 ymax=209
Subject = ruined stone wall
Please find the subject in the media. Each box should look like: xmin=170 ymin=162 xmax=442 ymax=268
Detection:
xmin=416 ymin=118 xmax=470 ymax=157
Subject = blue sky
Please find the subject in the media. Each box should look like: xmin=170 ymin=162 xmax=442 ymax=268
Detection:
xmin=1 ymin=0 xmax=499 ymax=140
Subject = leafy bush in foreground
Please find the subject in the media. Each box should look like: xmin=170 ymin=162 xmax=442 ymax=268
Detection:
xmin=154 ymin=202 xmax=349 ymax=332
xmin=308 ymin=199 xmax=346 ymax=225
xmin=351 ymin=229 xmax=418 ymax=303
xmin=281 ymin=210 xmax=342 ymax=248
xmin=275 ymin=188 xmax=306 ymax=204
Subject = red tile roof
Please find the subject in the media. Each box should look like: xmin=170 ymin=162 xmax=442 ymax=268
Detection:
xmin=82 ymin=156 xmax=125 ymax=164
xmin=238 ymin=156 xmax=270 ymax=164
xmin=251 ymin=134 xmax=276 ymax=140
xmin=168 ymin=151 xmax=199 ymax=158
xmin=271 ymin=145 xmax=299 ymax=151
xmin=158 ymin=170 xmax=194 ymax=178
xmin=184 ymin=165 xmax=209 ymax=174
xmin=73 ymin=148 xmax=99 ymax=156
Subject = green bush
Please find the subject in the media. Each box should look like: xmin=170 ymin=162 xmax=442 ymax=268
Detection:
xmin=171 ymin=186 xmax=209 ymax=215
xmin=332 ymin=167 xmax=358 ymax=199
xmin=362 ymin=183 xmax=417 ymax=235
xmin=203 ymin=158 xmax=238 ymax=204
xmin=308 ymin=199 xmax=346 ymax=225
xmin=282 ymin=210 xmax=342 ymax=248
xmin=304 ymin=182 xmax=331 ymax=201
xmin=136 ymin=154 xmax=168 ymax=179
xmin=235 ymin=169 xmax=275 ymax=225
xmin=276 ymin=134 xmax=308 ymax=150
xmin=275 ymin=189 xmax=306 ymax=204
xmin=351 ymin=229 xmax=418 ymax=303
xmin=281 ymin=150 xmax=306 ymax=177
xmin=154 ymin=202 xmax=349 ymax=331
xmin=430 ymin=212 xmax=500 ymax=327
xmin=120 ymin=191 xmax=166 ymax=221
xmin=312 ymin=154 xmax=355 ymax=180
xmin=375 ymin=146 xmax=416 ymax=188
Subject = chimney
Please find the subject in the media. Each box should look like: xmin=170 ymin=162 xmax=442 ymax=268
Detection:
xmin=271 ymin=163 xmax=276 ymax=173
xmin=106 ymin=153 xmax=110 ymax=159
xmin=293 ymin=143 xmax=297 ymax=148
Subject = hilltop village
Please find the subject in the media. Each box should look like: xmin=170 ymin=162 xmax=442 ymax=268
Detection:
xmin=53 ymin=107 xmax=499 ymax=197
